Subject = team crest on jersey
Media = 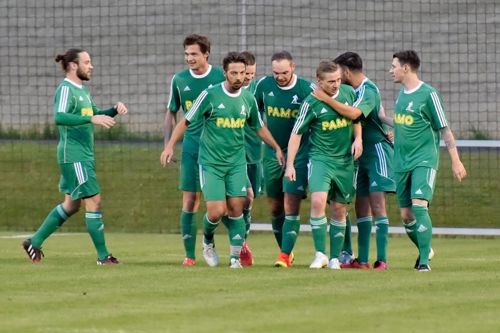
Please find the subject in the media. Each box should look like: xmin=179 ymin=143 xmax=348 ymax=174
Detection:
xmin=406 ymin=101 xmax=414 ymax=112
xmin=291 ymin=94 xmax=300 ymax=105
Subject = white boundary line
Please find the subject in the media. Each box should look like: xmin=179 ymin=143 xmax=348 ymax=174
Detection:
xmin=250 ymin=223 xmax=500 ymax=236
xmin=2 ymin=225 xmax=500 ymax=239
xmin=0 ymin=233 xmax=86 ymax=239
xmin=443 ymin=140 xmax=500 ymax=147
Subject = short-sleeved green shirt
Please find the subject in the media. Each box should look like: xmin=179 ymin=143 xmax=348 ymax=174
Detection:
xmin=254 ymin=74 xmax=315 ymax=162
xmin=167 ymin=65 xmax=225 ymax=154
xmin=292 ymin=84 xmax=356 ymax=162
xmin=185 ymin=83 xmax=263 ymax=167
xmin=393 ymin=82 xmax=448 ymax=172
xmin=354 ymin=78 xmax=390 ymax=149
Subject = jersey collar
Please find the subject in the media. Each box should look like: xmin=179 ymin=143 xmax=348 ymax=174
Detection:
xmin=403 ymin=81 xmax=424 ymax=94
xmin=355 ymin=77 xmax=369 ymax=94
xmin=222 ymin=82 xmax=242 ymax=97
xmin=64 ymin=78 xmax=83 ymax=89
xmin=330 ymin=89 xmax=340 ymax=99
xmin=190 ymin=65 xmax=212 ymax=78
xmin=277 ymin=74 xmax=297 ymax=90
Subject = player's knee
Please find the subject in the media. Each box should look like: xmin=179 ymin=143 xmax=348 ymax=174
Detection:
xmin=310 ymin=196 xmax=325 ymax=213
xmin=207 ymin=211 xmax=223 ymax=222
xmin=370 ymin=201 xmax=387 ymax=217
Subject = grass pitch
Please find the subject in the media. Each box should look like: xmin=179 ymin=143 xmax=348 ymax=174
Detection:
xmin=1 ymin=232 xmax=500 ymax=333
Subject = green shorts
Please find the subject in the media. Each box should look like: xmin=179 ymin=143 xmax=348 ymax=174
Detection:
xmin=395 ymin=166 xmax=438 ymax=207
xmin=247 ymin=162 xmax=263 ymax=197
xmin=199 ymin=163 xmax=248 ymax=201
xmin=309 ymin=159 xmax=355 ymax=204
xmin=59 ymin=161 xmax=100 ymax=200
xmin=179 ymin=151 xmax=201 ymax=192
xmin=263 ymin=156 xmax=308 ymax=198
xmin=356 ymin=141 xmax=396 ymax=196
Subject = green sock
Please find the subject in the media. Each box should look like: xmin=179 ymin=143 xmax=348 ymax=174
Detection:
xmin=180 ymin=211 xmax=197 ymax=260
xmin=329 ymin=219 xmax=346 ymax=259
xmin=310 ymin=216 xmax=327 ymax=253
xmin=221 ymin=215 xmax=230 ymax=229
xmin=281 ymin=215 xmax=300 ymax=254
xmin=31 ymin=204 xmax=69 ymax=248
xmin=271 ymin=215 xmax=285 ymax=249
xmin=85 ymin=211 xmax=109 ymax=260
xmin=228 ymin=214 xmax=246 ymax=260
xmin=403 ymin=219 xmax=419 ymax=248
xmin=243 ymin=208 xmax=251 ymax=240
xmin=357 ymin=216 xmax=372 ymax=264
xmin=342 ymin=213 xmax=353 ymax=255
xmin=375 ymin=216 xmax=389 ymax=262
xmin=203 ymin=214 xmax=219 ymax=245
xmin=413 ymin=205 xmax=433 ymax=265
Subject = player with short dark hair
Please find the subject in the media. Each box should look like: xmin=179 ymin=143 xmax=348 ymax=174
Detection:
xmin=22 ymin=48 xmax=128 ymax=265
xmin=163 ymin=52 xmax=283 ymax=268
xmin=160 ymin=34 xmax=225 ymax=266
xmin=237 ymin=50 xmax=260 ymax=266
xmin=390 ymin=50 xmax=467 ymax=271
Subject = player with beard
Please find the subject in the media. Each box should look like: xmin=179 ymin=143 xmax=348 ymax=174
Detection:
xmin=22 ymin=48 xmax=128 ymax=265
xmin=163 ymin=52 xmax=283 ymax=268
xmin=254 ymin=51 xmax=315 ymax=267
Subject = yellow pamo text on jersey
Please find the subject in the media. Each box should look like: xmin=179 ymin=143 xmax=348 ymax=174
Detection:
xmin=321 ymin=118 xmax=351 ymax=130
xmin=81 ymin=108 xmax=93 ymax=116
xmin=394 ymin=113 xmax=414 ymax=126
xmin=185 ymin=100 xmax=193 ymax=110
xmin=216 ymin=117 xmax=246 ymax=128
xmin=267 ymin=106 xmax=299 ymax=119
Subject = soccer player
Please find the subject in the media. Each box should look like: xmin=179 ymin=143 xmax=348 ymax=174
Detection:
xmin=160 ymin=34 xmax=225 ymax=266
xmin=285 ymin=60 xmax=362 ymax=269
xmin=253 ymin=51 xmax=315 ymax=267
xmin=239 ymin=50 xmax=260 ymax=266
xmin=22 ymin=48 xmax=128 ymax=265
xmin=313 ymin=52 xmax=396 ymax=270
xmin=390 ymin=50 xmax=467 ymax=271
xmin=163 ymin=52 xmax=284 ymax=268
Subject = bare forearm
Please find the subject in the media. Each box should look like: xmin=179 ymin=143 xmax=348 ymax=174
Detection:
xmin=163 ymin=110 xmax=177 ymax=147
xmin=286 ymin=134 xmax=302 ymax=166
xmin=378 ymin=106 xmax=394 ymax=127
xmin=327 ymin=98 xmax=362 ymax=120
xmin=167 ymin=118 xmax=188 ymax=149
xmin=257 ymin=127 xmax=280 ymax=151
xmin=353 ymin=122 xmax=362 ymax=141
xmin=441 ymin=127 xmax=460 ymax=161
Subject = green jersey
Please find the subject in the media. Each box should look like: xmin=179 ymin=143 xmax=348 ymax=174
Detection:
xmin=243 ymin=80 xmax=263 ymax=163
xmin=254 ymin=74 xmax=315 ymax=161
xmin=354 ymin=78 xmax=390 ymax=148
xmin=185 ymin=83 xmax=264 ymax=167
xmin=393 ymin=82 xmax=448 ymax=172
xmin=167 ymin=65 xmax=225 ymax=154
xmin=293 ymin=84 xmax=356 ymax=162
xmin=54 ymin=78 xmax=117 ymax=163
